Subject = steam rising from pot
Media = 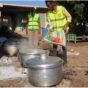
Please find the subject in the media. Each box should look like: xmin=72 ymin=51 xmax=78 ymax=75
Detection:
xmin=18 ymin=38 xmax=38 ymax=53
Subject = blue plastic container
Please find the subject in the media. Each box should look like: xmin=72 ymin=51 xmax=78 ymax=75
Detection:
xmin=41 ymin=28 xmax=47 ymax=37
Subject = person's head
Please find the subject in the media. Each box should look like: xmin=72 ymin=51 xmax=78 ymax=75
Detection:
xmin=31 ymin=7 xmax=37 ymax=17
xmin=45 ymin=0 xmax=57 ymax=11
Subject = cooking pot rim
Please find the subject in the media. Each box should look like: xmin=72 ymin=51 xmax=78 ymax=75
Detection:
xmin=4 ymin=44 xmax=17 ymax=46
xmin=26 ymin=57 xmax=63 ymax=69
xmin=19 ymin=49 xmax=48 ymax=55
xmin=28 ymin=62 xmax=63 ymax=69
xmin=19 ymin=52 xmax=47 ymax=55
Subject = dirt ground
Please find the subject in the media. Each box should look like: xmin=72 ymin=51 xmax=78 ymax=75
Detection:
xmin=63 ymin=42 xmax=88 ymax=87
xmin=0 ymin=42 xmax=88 ymax=87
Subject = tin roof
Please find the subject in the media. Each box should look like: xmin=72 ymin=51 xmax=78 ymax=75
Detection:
xmin=0 ymin=3 xmax=48 ymax=12
xmin=0 ymin=3 xmax=47 ymax=8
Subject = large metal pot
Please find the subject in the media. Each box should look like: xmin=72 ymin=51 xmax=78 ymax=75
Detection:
xmin=4 ymin=41 xmax=18 ymax=56
xmin=3 ymin=38 xmax=26 ymax=56
xmin=18 ymin=49 xmax=48 ymax=68
xmin=26 ymin=57 xmax=63 ymax=87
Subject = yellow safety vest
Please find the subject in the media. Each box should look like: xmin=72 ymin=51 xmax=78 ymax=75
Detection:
xmin=48 ymin=6 xmax=67 ymax=32
xmin=28 ymin=13 xmax=39 ymax=30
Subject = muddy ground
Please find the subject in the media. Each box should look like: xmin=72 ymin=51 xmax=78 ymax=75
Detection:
xmin=0 ymin=42 xmax=88 ymax=87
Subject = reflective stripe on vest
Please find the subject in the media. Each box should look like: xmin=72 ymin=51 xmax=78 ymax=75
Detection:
xmin=28 ymin=14 xmax=39 ymax=30
xmin=48 ymin=6 xmax=67 ymax=32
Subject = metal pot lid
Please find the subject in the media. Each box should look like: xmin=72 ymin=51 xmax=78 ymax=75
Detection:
xmin=26 ymin=56 xmax=63 ymax=69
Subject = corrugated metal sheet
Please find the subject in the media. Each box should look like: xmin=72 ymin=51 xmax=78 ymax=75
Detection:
xmin=0 ymin=3 xmax=47 ymax=9
xmin=0 ymin=1 xmax=46 ymax=7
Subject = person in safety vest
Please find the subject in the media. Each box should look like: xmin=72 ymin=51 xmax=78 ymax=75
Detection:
xmin=27 ymin=7 xmax=40 ymax=48
xmin=45 ymin=1 xmax=72 ymax=65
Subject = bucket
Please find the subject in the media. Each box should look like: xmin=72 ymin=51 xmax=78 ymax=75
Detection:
xmin=41 ymin=28 xmax=47 ymax=37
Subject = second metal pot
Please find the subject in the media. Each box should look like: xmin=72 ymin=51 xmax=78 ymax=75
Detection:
xmin=18 ymin=49 xmax=48 ymax=67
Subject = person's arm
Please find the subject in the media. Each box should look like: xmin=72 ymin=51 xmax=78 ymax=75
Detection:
xmin=63 ymin=6 xmax=72 ymax=23
xmin=38 ymin=16 xmax=41 ymax=29
xmin=62 ymin=6 xmax=72 ymax=31
xmin=22 ymin=27 xmax=29 ymax=38
xmin=46 ymin=13 xmax=52 ymax=29
xmin=15 ymin=27 xmax=22 ymax=35
xmin=15 ymin=27 xmax=28 ymax=38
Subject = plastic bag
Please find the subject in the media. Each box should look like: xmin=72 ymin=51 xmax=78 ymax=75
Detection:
xmin=44 ymin=30 xmax=66 ymax=46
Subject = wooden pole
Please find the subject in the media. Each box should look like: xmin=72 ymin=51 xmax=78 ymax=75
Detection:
xmin=0 ymin=11 xmax=1 ymax=28
xmin=0 ymin=4 xmax=3 ymax=28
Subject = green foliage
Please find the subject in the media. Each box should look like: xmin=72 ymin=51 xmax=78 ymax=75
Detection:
xmin=56 ymin=1 xmax=87 ymax=35
xmin=57 ymin=1 xmax=85 ymax=22
xmin=74 ymin=3 xmax=84 ymax=19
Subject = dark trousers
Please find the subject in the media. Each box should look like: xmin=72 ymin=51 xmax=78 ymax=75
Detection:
xmin=62 ymin=46 xmax=67 ymax=65
xmin=53 ymin=44 xmax=67 ymax=64
xmin=49 ymin=44 xmax=67 ymax=65
xmin=49 ymin=31 xmax=67 ymax=65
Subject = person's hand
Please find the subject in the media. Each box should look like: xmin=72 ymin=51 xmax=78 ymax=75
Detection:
xmin=63 ymin=22 xmax=68 ymax=32
xmin=46 ymin=24 xmax=50 ymax=29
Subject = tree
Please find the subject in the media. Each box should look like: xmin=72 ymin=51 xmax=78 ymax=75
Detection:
xmin=57 ymin=1 xmax=87 ymax=35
